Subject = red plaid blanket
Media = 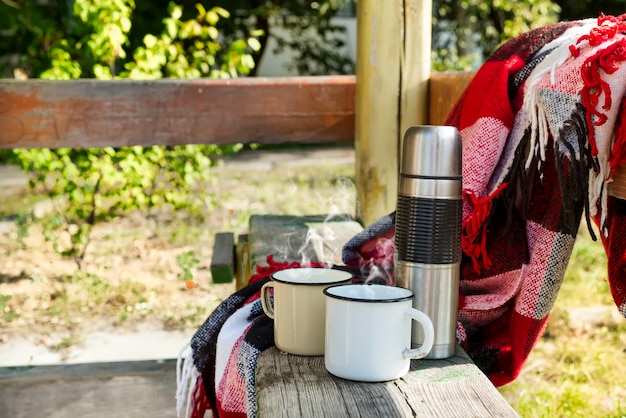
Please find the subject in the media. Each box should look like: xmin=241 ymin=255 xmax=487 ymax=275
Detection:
xmin=177 ymin=13 xmax=626 ymax=418
xmin=345 ymin=14 xmax=626 ymax=387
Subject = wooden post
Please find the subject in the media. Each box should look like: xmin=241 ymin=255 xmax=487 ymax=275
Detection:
xmin=355 ymin=1 xmax=432 ymax=226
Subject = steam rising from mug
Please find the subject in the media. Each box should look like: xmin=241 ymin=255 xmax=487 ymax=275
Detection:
xmin=394 ymin=126 xmax=462 ymax=359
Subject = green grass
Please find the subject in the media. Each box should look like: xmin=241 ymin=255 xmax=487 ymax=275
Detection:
xmin=498 ymin=225 xmax=626 ymax=418
xmin=559 ymin=225 xmax=612 ymax=306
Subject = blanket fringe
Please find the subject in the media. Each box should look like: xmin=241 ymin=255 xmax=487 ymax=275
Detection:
xmin=190 ymin=375 xmax=211 ymax=418
xmin=176 ymin=342 xmax=199 ymax=418
xmin=462 ymin=183 xmax=508 ymax=272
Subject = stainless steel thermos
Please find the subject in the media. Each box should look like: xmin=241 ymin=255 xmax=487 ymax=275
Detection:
xmin=394 ymin=125 xmax=462 ymax=359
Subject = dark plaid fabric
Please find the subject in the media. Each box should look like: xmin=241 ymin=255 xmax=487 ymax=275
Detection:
xmin=189 ymin=277 xmax=270 ymax=418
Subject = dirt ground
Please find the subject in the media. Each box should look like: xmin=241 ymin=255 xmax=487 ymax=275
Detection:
xmin=0 ymin=147 xmax=356 ymax=364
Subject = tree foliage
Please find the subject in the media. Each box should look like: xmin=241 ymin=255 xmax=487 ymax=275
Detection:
xmin=431 ymin=0 xmax=624 ymax=71
xmin=555 ymin=0 xmax=625 ymax=21
xmin=0 ymin=0 xmax=353 ymax=78
xmin=432 ymin=0 xmax=561 ymax=70
xmin=0 ymin=0 xmax=259 ymax=269
xmin=3 ymin=0 xmax=619 ymax=270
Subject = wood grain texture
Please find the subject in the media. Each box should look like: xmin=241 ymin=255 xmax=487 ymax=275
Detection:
xmin=256 ymin=347 xmax=519 ymax=418
xmin=0 ymin=360 xmax=178 ymax=418
xmin=428 ymin=72 xmax=475 ymax=126
xmin=0 ymin=73 xmax=478 ymax=151
xmin=608 ymin=168 xmax=626 ymax=199
xmin=400 ymin=0 xmax=432 ymax=138
xmin=0 ymin=76 xmax=356 ymax=149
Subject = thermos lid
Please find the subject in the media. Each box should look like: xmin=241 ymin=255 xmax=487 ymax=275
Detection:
xmin=400 ymin=126 xmax=462 ymax=178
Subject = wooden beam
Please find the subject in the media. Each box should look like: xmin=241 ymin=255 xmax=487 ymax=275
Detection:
xmin=0 ymin=360 xmax=177 ymax=418
xmin=355 ymin=1 xmax=432 ymax=227
xmin=400 ymin=0 xmax=433 ymax=145
xmin=0 ymin=73 xmax=476 ymax=152
xmin=355 ymin=1 xmax=401 ymax=226
xmin=608 ymin=169 xmax=626 ymax=199
xmin=0 ymin=76 xmax=356 ymax=149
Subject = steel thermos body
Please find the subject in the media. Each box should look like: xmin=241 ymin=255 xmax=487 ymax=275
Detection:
xmin=394 ymin=126 xmax=462 ymax=359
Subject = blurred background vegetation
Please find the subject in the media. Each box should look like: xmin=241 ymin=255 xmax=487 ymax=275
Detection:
xmin=1 ymin=0 xmax=624 ymax=80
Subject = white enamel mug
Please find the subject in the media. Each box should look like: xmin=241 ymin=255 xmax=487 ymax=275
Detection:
xmin=323 ymin=284 xmax=435 ymax=382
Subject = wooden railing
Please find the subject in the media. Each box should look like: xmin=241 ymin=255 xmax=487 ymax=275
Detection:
xmin=0 ymin=76 xmax=357 ymax=149
xmin=3 ymin=71 xmax=624 ymax=217
xmin=0 ymin=73 xmax=473 ymax=150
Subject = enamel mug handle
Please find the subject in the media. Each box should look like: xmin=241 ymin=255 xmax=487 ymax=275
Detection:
xmin=260 ymin=281 xmax=275 ymax=319
xmin=402 ymin=307 xmax=435 ymax=359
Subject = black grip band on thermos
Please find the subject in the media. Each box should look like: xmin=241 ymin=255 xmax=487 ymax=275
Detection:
xmin=395 ymin=195 xmax=462 ymax=264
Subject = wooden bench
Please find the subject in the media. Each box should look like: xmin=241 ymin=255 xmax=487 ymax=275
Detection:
xmin=256 ymin=346 xmax=518 ymax=417
xmin=236 ymin=214 xmax=519 ymax=417
xmin=10 ymin=68 xmax=626 ymax=416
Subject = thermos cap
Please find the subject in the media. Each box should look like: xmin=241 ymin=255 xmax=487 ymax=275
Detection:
xmin=401 ymin=126 xmax=462 ymax=178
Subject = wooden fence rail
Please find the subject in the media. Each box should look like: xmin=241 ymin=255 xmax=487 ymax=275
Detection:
xmin=0 ymin=76 xmax=357 ymax=149
xmin=0 ymin=73 xmax=472 ymax=150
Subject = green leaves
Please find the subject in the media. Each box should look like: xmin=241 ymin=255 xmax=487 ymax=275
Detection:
xmin=432 ymin=0 xmax=560 ymax=70
xmin=12 ymin=143 xmax=235 ymax=270
xmin=2 ymin=1 xmax=350 ymax=274
xmin=0 ymin=294 xmax=19 ymax=323
xmin=122 ymin=2 xmax=260 ymax=80
xmin=176 ymin=250 xmax=200 ymax=282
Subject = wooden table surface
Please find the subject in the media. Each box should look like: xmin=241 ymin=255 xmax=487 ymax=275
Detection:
xmin=256 ymin=346 xmax=519 ymax=418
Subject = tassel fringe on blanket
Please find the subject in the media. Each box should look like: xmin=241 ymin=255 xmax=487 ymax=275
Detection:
xmin=177 ymin=13 xmax=626 ymax=418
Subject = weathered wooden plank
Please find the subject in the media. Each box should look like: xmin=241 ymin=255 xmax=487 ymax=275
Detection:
xmin=256 ymin=346 xmax=519 ymax=418
xmin=211 ymin=232 xmax=235 ymax=284
xmin=608 ymin=168 xmax=626 ymax=199
xmin=0 ymin=76 xmax=356 ymax=149
xmin=428 ymin=71 xmax=475 ymax=126
xmin=0 ymin=360 xmax=178 ymax=418
xmin=0 ymin=73 xmax=477 ymax=152
xmin=355 ymin=0 xmax=433 ymax=226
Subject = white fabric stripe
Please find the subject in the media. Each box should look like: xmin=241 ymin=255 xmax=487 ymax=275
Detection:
xmin=215 ymin=301 xmax=257 ymax=388
xmin=176 ymin=342 xmax=198 ymax=418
